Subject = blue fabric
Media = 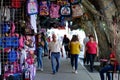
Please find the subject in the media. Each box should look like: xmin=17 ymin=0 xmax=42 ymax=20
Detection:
xmin=99 ymin=64 xmax=120 ymax=80
xmin=2 ymin=23 xmax=10 ymax=33
xmin=8 ymin=50 xmax=17 ymax=62
xmin=3 ymin=37 xmax=19 ymax=48
xmin=37 ymin=47 xmax=43 ymax=68
xmin=51 ymin=52 xmax=60 ymax=73
xmin=70 ymin=54 xmax=79 ymax=70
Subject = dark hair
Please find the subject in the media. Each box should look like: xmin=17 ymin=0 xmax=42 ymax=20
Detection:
xmin=89 ymin=34 xmax=94 ymax=39
xmin=71 ymin=35 xmax=79 ymax=42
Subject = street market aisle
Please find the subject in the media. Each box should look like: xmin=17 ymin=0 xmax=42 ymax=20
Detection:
xmin=35 ymin=57 xmax=101 ymax=80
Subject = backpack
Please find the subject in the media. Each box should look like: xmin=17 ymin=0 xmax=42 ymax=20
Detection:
xmin=71 ymin=4 xmax=83 ymax=18
xmin=50 ymin=3 xmax=60 ymax=18
xmin=60 ymin=5 xmax=72 ymax=17
xmin=8 ymin=49 xmax=17 ymax=62
xmin=57 ymin=0 xmax=69 ymax=5
xmin=39 ymin=1 xmax=50 ymax=16
xmin=70 ymin=0 xmax=82 ymax=4
xmin=27 ymin=0 xmax=38 ymax=15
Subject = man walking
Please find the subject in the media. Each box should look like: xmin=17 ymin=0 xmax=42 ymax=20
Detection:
xmin=48 ymin=34 xmax=63 ymax=74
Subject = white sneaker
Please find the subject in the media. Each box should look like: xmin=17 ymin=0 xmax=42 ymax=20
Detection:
xmin=72 ymin=67 xmax=75 ymax=73
xmin=40 ymin=68 xmax=43 ymax=71
xmin=72 ymin=67 xmax=75 ymax=70
xmin=75 ymin=70 xmax=78 ymax=74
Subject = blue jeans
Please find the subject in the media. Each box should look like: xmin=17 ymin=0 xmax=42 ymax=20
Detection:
xmin=99 ymin=64 xmax=120 ymax=80
xmin=51 ymin=52 xmax=60 ymax=73
xmin=37 ymin=47 xmax=43 ymax=68
xmin=70 ymin=54 xmax=79 ymax=70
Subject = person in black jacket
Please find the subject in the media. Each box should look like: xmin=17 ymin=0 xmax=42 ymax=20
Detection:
xmin=62 ymin=34 xmax=70 ymax=58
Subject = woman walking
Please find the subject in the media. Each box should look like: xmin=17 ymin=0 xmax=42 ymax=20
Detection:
xmin=84 ymin=34 xmax=99 ymax=72
xmin=69 ymin=35 xmax=81 ymax=74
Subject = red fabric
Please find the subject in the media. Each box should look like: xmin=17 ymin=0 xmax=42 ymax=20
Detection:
xmin=11 ymin=0 xmax=21 ymax=8
xmin=11 ymin=22 xmax=15 ymax=33
xmin=110 ymin=52 xmax=118 ymax=65
xmin=86 ymin=41 xmax=97 ymax=54
xmin=26 ymin=57 xmax=34 ymax=65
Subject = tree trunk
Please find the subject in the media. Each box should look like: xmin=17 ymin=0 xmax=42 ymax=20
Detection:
xmin=82 ymin=0 xmax=120 ymax=61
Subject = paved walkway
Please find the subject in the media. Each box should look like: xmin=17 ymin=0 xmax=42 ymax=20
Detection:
xmin=35 ymin=57 xmax=101 ymax=80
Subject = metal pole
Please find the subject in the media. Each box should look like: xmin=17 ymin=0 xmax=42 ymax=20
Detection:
xmin=0 ymin=0 xmax=3 ymax=75
xmin=0 ymin=0 xmax=3 ymax=22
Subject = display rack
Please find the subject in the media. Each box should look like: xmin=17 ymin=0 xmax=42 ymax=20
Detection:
xmin=0 ymin=0 xmax=25 ymax=80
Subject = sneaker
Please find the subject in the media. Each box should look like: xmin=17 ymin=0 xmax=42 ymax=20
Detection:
xmin=40 ymin=68 xmax=43 ymax=71
xmin=72 ymin=67 xmax=75 ymax=73
xmin=75 ymin=70 xmax=78 ymax=74
xmin=72 ymin=67 xmax=75 ymax=70
xmin=37 ymin=67 xmax=41 ymax=70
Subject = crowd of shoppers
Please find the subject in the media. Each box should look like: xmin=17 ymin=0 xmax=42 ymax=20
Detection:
xmin=34 ymin=32 xmax=120 ymax=80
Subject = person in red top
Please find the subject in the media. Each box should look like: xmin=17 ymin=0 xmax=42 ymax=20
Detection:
xmin=99 ymin=44 xmax=120 ymax=80
xmin=84 ymin=34 xmax=99 ymax=72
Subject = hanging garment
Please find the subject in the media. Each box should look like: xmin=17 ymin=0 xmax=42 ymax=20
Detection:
xmin=11 ymin=0 xmax=21 ymax=8
xmin=10 ymin=22 xmax=16 ymax=34
xmin=30 ymin=15 xmax=37 ymax=33
xmin=1 ymin=6 xmax=10 ymax=21
xmin=19 ymin=35 xmax=24 ymax=49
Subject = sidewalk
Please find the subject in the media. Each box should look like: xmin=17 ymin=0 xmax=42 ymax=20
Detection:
xmin=35 ymin=57 xmax=101 ymax=80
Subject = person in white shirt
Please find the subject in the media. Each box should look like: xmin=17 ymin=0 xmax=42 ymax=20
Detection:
xmin=48 ymin=34 xmax=63 ymax=74
xmin=83 ymin=34 xmax=90 ymax=65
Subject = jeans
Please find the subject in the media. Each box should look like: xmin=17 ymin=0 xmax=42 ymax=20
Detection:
xmin=88 ymin=53 xmax=96 ymax=71
xmin=99 ymin=64 xmax=120 ymax=80
xmin=84 ymin=52 xmax=89 ymax=64
xmin=51 ymin=52 xmax=60 ymax=73
xmin=37 ymin=47 xmax=43 ymax=69
xmin=70 ymin=54 xmax=79 ymax=70
xmin=44 ymin=41 xmax=48 ymax=53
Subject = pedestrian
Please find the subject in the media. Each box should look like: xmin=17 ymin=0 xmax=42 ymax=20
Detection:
xmin=99 ymin=44 xmax=120 ymax=80
xmin=62 ymin=34 xmax=70 ymax=58
xmin=84 ymin=34 xmax=99 ymax=72
xmin=36 ymin=33 xmax=44 ymax=71
xmin=48 ymin=33 xmax=63 ymax=74
xmin=83 ymin=34 xmax=90 ymax=65
xmin=69 ymin=35 xmax=81 ymax=74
